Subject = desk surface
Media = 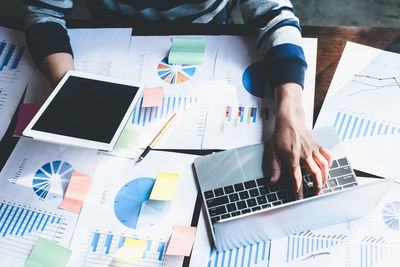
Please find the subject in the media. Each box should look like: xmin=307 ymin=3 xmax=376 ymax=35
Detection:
xmin=0 ymin=21 xmax=399 ymax=172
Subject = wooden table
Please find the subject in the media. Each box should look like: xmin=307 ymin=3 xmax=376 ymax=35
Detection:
xmin=302 ymin=26 xmax=400 ymax=124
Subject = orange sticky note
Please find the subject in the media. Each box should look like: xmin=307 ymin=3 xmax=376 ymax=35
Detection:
xmin=142 ymin=87 xmax=164 ymax=107
xmin=166 ymin=225 xmax=197 ymax=256
xmin=14 ymin=103 xmax=39 ymax=137
xmin=59 ymin=172 xmax=92 ymax=213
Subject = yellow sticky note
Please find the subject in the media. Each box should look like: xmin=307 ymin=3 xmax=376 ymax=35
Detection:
xmin=113 ymin=238 xmax=147 ymax=261
xmin=149 ymin=172 xmax=179 ymax=201
xmin=166 ymin=225 xmax=197 ymax=256
xmin=59 ymin=172 xmax=92 ymax=213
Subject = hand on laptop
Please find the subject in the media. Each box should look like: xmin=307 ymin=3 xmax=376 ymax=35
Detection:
xmin=269 ymin=83 xmax=333 ymax=199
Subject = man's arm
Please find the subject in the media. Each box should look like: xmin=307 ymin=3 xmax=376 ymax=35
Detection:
xmin=24 ymin=0 xmax=75 ymax=86
xmin=238 ymin=0 xmax=332 ymax=198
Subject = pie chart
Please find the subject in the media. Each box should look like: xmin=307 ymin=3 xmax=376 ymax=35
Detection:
xmin=242 ymin=61 xmax=272 ymax=98
xmin=157 ymin=57 xmax=196 ymax=84
xmin=32 ymin=161 xmax=74 ymax=199
xmin=114 ymin=177 xmax=156 ymax=229
xmin=381 ymin=201 xmax=400 ymax=230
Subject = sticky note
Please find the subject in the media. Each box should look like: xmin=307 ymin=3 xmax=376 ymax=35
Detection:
xmin=108 ymin=125 xmax=141 ymax=159
xmin=166 ymin=225 xmax=197 ymax=256
xmin=59 ymin=172 xmax=92 ymax=213
xmin=113 ymin=238 xmax=147 ymax=261
xmin=168 ymin=38 xmax=206 ymax=65
xmin=14 ymin=103 xmax=39 ymax=137
xmin=149 ymin=172 xmax=179 ymax=201
xmin=142 ymin=87 xmax=164 ymax=107
xmin=24 ymin=238 xmax=72 ymax=267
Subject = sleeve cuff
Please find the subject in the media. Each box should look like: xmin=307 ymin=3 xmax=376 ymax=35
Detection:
xmin=25 ymin=22 xmax=73 ymax=66
xmin=263 ymin=43 xmax=307 ymax=89
xmin=265 ymin=57 xmax=307 ymax=89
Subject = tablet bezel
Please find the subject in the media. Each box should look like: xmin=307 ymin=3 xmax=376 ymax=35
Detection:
xmin=23 ymin=71 xmax=144 ymax=151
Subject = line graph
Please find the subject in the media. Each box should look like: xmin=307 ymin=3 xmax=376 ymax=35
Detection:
xmin=346 ymin=75 xmax=400 ymax=96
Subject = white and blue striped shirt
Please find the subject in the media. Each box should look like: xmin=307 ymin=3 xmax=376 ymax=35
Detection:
xmin=24 ymin=0 xmax=307 ymax=88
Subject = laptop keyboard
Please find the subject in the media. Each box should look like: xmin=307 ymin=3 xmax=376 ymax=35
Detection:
xmin=203 ymin=157 xmax=357 ymax=225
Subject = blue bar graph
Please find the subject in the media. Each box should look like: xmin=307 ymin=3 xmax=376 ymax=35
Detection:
xmin=10 ymin=47 xmax=24 ymax=69
xmin=86 ymin=232 xmax=166 ymax=264
xmin=105 ymin=234 xmax=113 ymax=254
xmin=131 ymin=95 xmax=198 ymax=127
xmin=0 ymin=44 xmax=15 ymax=71
xmin=360 ymin=236 xmax=400 ymax=267
xmin=92 ymin=233 xmax=100 ymax=252
xmin=207 ymin=240 xmax=270 ymax=267
xmin=157 ymin=241 xmax=165 ymax=261
xmin=286 ymin=231 xmax=345 ymax=263
xmin=333 ymin=111 xmax=399 ymax=141
xmin=0 ymin=201 xmax=63 ymax=239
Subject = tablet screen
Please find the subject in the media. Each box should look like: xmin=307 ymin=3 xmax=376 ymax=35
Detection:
xmin=32 ymin=76 xmax=139 ymax=143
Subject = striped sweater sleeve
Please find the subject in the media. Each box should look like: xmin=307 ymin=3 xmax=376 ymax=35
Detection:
xmin=239 ymin=0 xmax=307 ymax=88
xmin=24 ymin=0 xmax=73 ymax=66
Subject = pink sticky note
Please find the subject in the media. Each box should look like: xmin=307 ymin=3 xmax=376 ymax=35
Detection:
xmin=166 ymin=225 xmax=197 ymax=256
xmin=14 ymin=103 xmax=39 ymax=137
xmin=59 ymin=172 xmax=92 ymax=213
xmin=142 ymin=87 xmax=164 ymax=107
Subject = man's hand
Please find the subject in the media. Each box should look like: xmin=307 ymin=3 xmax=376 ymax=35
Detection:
xmin=269 ymin=82 xmax=332 ymax=199
xmin=41 ymin=53 xmax=74 ymax=88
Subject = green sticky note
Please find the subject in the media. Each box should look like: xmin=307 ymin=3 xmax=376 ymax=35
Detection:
xmin=168 ymin=38 xmax=206 ymax=65
xmin=24 ymin=238 xmax=72 ymax=267
xmin=108 ymin=125 xmax=141 ymax=158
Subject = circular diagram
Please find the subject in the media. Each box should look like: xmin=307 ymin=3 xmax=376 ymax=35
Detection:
xmin=157 ymin=57 xmax=196 ymax=84
xmin=32 ymin=161 xmax=74 ymax=199
xmin=381 ymin=201 xmax=400 ymax=230
xmin=242 ymin=61 xmax=272 ymax=98
xmin=114 ymin=178 xmax=156 ymax=229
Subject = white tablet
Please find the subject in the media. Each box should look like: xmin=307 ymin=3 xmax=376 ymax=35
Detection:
xmin=23 ymin=71 xmax=144 ymax=151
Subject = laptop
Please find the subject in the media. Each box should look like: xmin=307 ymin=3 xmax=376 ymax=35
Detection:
xmin=193 ymin=127 xmax=392 ymax=251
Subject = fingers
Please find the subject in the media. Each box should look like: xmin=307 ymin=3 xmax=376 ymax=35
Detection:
xmin=312 ymin=150 xmax=329 ymax=185
xmin=269 ymin=147 xmax=281 ymax=184
xmin=305 ymin=156 xmax=323 ymax=195
xmin=319 ymin=147 xmax=333 ymax=167
xmin=292 ymin=165 xmax=303 ymax=200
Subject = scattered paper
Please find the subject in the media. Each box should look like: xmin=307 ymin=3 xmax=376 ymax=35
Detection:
xmin=107 ymin=124 xmax=141 ymax=159
xmin=113 ymin=238 xmax=147 ymax=261
xmin=168 ymin=38 xmax=206 ymax=65
xmin=166 ymin=225 xmax=197 ymax=256
xmin=14 ymin=103 xmax=39 ymax=137
xmin=149 ymin=172 xmax=179 ymax=201
xmin=142 ymin=87 xmax=164 ymax=107
xmin=24 ymin=238 xmax=72 ymax=267
xmin=59 ymin=172 xmax=93 ymax=213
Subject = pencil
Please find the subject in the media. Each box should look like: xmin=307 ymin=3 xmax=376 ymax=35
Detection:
xmin=135 ymin=113 xmax=177 ymax=163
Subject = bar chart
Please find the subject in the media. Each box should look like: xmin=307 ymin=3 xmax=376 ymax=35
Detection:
xmin=82 ymin=232 xmax=167 ymax=266
xmin=220 ymin=105 xmax=273 ymax=133
xmin=207 ymin=240 xmax=270 ymax=267
xmin=359 ymin=235 xmax=400 ymax=267
xmin=333 ymin=111 xmax=400 ymax=141
xmin=131 ymin=95 xmax=198 ymax=127
xmin=0 ymin=199 xmax=69 ymax=263
xmin=285 ymin=231 xmax=346 ymax=263
xmin=0 ymin=41 xmax=25 ymax=83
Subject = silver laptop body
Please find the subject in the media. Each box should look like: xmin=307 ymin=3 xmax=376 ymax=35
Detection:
xmin=193 ymin=127 xmax=392 ymax=251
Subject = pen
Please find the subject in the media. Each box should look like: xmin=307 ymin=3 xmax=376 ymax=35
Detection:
xmin=136 ymin=113 xmax=178 ymax=163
